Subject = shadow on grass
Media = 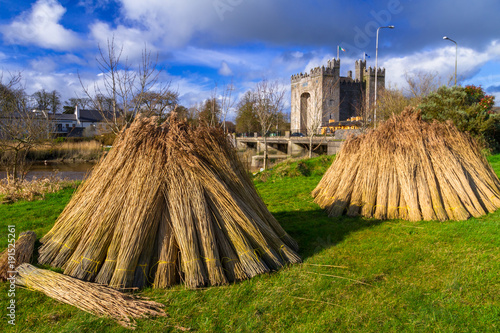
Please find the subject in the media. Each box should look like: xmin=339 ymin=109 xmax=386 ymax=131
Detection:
xmin=274 ymin=209 xmax=384 ymax=260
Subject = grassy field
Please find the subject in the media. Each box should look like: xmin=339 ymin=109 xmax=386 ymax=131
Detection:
xmin=0 ymin=155 xmax=499 ymax=332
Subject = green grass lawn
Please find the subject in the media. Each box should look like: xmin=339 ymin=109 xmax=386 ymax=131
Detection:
xmin=1 ymin=155 xmax=499 ymax=332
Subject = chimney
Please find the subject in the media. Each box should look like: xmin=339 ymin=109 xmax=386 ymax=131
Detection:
xmin=75 ymin=105 xmax=81 ymax=126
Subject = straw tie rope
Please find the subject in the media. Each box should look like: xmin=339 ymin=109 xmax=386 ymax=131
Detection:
xmin=238 ymin=249 xmax=261 ymax=263
xmin=70 ymin=256 xmax=101 ymax=274
xmin=54 ymin=240 xmax=74 ymax=251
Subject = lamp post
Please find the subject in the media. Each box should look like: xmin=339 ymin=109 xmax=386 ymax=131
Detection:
xmin=374 ymin=25 xmax=394 ymax=128
xmin=443 ymin=36 xmax=458 ymax=86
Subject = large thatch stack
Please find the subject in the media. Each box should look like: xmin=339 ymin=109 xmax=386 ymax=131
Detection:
xmin=313 ymin=109 xmax=500 ymax=221
xmin=38 ymin=115 xmax=300 ymax=289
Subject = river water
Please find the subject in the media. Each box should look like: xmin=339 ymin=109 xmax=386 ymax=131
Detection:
xmin=0 ymin=162 xmax=95 ymax=181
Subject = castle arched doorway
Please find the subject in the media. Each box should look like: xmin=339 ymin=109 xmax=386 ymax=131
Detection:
xmin=300 ymin=92 xmax=310 ymax=133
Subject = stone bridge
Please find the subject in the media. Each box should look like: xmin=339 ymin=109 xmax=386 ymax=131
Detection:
xmin=235 ymin=134 xmax=344 ymax=157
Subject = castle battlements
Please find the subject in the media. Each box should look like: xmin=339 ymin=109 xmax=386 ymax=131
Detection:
xmin=291 ymin=59 xmax=340 ymax=83
xmin=365 ymin=67 xmax=386 ymax=77
xmin=291 ymin=67 xmax=338 ymax=82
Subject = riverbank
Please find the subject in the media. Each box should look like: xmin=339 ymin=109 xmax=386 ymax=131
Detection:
xmin=26 ymin=140 xmax=105 ymax=162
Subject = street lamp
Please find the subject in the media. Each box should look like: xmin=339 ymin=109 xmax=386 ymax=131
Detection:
xmin=374 ymin=25 xmax=394 ymax=128
xmin=443 ymin=36 xmax=458 ymax=86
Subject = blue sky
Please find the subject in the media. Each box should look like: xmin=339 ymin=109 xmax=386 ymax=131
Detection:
xmin=1 ymin=0 xmax=500 ymax=119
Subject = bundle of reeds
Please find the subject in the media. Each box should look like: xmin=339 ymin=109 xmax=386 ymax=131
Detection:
xmin=15 ymin=264 xmax=165 ymax=328
xmin=38 ymin=115 xmax=300 ymax=290
xmin=0 ymin=231 xmax=37 ymax=281
xmin=313 ymin=108 xmax=500 ymax=221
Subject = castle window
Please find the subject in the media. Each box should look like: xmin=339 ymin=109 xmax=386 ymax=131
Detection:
xmin=329 ymin=99 xmax=334 ymax=106
xmin=302 ymin=82 xmax=308 ymax=87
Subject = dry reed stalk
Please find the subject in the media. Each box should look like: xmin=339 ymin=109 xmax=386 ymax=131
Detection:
xmin=0 ymin=231 xmax=36 ymax=281
xmin=386 ymin=164 xmax=400 ymax=220
xmin=359 ymin=138 xmax=379 ymax=218
xmin=15 ymin=264 xmax=166 ymax=329
xmin=133 ymin=195 xmax=165 ymax=289
xmin=108 ymin=156 xmax=168 ymax=289
xmin=313 ymin=137 xmax=362 ymax=209
xmin=207 ymin=202 xmax=249 ymax=282
xmin=346 ymin=168 xmax=364 ymax=217
xmin=442 ymin=125 xmax=500 ymax=210
xmin=415 ymin=163 xmax=437 ymax=221
xmin=193 ymin=127 xmax=299 ymax=252
xmin=187 ymin=176 xmax=228 ymax=286
xmin=427 ymin=131 xmax=484 ymax=219
xmin=373 ymin=145 xmax=391 ymax=220
xmin=204 ymin=190 xmax=271 ymax=278
xmin=64 ymin=137 xmax=159 ymax=281
xmin=199 ymin=172 xmax=286 ymax=271
xmin=152 ymin=203 xmax=179 ymax=288
xmin=415 ymin=127 xmax=448 ymax=221
xmin=398 ymin=193 xmax=409 ymax=220
xmin=164 ymin=164 xmax=209 ymax=289
xmin=393 ymin=145 xmax=422 ymax=222
xmin=38 ymin=121 xmax=145 ymax=266
xmin=325 ymin=148 xmax=362 ymax=217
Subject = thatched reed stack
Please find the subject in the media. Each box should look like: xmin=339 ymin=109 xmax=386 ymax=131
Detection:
xmin=15 ymin=264 xmax=166 ymax=329
xmin=38 ymin=115 xmax=300 ymax=289
xmin=0 ymin=231 xmax=36 ymax=281
xmin=313 ymin=109 xmax=500 ymax=221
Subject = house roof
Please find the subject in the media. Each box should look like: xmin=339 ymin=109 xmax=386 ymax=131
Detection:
xmin=50 ymin=114 xmax=76 ymax=121
xmin=79 ymin=109 xmax=116 ymax=123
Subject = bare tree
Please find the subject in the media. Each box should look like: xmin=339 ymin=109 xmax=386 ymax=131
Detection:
xmin=219 ymin=80 xmax=236 ymax=133
xmin=377 ymin=84 xmax=411 ymax=121
xmin=79 ymin=37 xmax=172 ymax=133
xmin=404 ymin=70 xmax=442 ymax=102
xmin=0 ymin=72 xmax=52 ymax=182
xmin=133 ymin=90 xmax=179 ymax=121
xmin=63 ymin=97 xmax=93 ymax=114
xmin=253 ymin=79 xmax=286 ymax=170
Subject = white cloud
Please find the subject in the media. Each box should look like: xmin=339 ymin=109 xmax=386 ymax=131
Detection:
xmin=382 ymin=41 xmax=500 ymax=91
xmin=218 ymin=61 xmax=233 ymax=76
xmin=89 ymin=22 xmax=159 ymax=62
xmin=117 ymin=0 xmax=219 ymax=48
xmin=0 ymin=0 xmax=83 ymax=51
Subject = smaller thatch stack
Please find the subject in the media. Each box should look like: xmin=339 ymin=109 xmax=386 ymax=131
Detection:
xmin=312 ymin=109 xmax=500 ymax=221
xmin=0 ymin=231 xmax=36 ymax=281
xmin=15 ymin=264 xmax=166 ymax=329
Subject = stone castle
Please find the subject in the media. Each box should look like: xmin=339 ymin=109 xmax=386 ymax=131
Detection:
xmin=290 ymin=59 xmax=386 ymax=134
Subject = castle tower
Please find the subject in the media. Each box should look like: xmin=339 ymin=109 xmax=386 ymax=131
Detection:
xmin=290 ymin=58 xmax=386 ymax=133
xmin=364 ymin=67 xmax=386 ymax=117
xmin=355 ymin=60 xmax=366 ymax=82
xmin=290 ymin=59 xmax=340 ymax=134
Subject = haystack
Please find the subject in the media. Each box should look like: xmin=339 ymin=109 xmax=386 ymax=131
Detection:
xmin=312 ymin=109 xmax=500 ymax=221
xmin=38 ymin=115 xmax=300 ymax=289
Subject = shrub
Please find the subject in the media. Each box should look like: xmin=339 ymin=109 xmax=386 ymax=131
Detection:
xmin=418 ymin=85 xmax=500 ymax=152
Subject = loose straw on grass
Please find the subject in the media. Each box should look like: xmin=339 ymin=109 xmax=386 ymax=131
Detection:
xmin=15 ymin=264 xmax=166 ymax=329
